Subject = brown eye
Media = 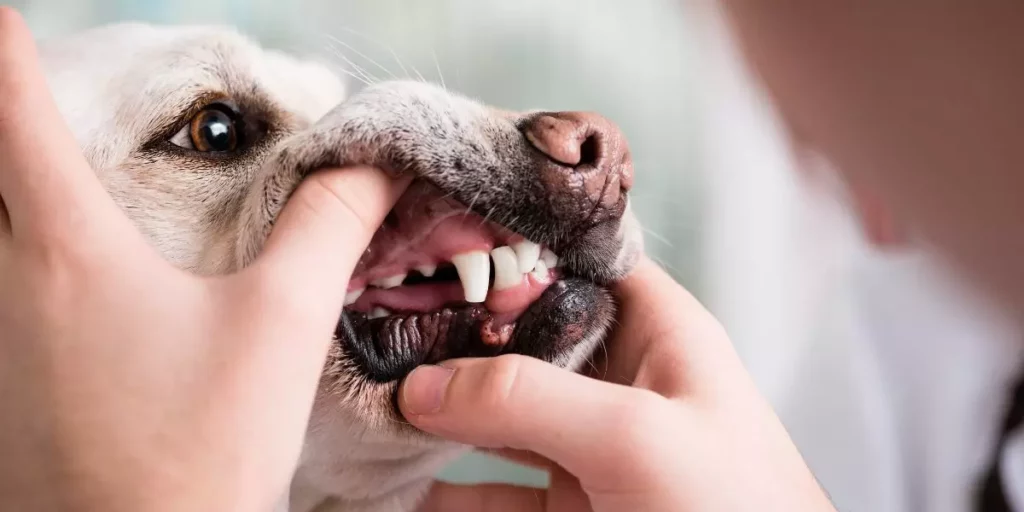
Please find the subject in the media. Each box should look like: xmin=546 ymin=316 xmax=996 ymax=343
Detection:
xmin=189 ymin=107 xmax=239 ymax=152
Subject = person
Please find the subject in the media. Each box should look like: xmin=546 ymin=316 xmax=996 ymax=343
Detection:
xmin=2 ymin=2 xmax=1023 ymax=511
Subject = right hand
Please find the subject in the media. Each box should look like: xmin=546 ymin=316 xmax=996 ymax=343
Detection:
xmin=399 ymin=256 xmax=836 ymax=511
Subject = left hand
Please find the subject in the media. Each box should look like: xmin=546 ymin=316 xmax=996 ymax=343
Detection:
xmin=0 ymin=8 xmax=408 ymax=511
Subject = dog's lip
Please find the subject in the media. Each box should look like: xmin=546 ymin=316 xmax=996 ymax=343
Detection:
xmin=336 ymin=270 xmax=562 ymax=379
xmin=334 ymin=277 xmax=598 ymax=382
xmin=335 ymin=303 xmax=508 ymax=382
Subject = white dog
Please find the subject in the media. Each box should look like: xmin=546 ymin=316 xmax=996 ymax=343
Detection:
xmin=36 ymin=22 xmax=642 ymax=511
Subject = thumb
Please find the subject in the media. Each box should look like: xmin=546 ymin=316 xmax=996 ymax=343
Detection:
xmin=398 ymin=355 xmax=674 ymax=487
xmin=244 ymin=166 xmax=410 ymax=317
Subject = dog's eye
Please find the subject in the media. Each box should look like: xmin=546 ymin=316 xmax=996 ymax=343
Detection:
xmin=169 ymin=104 xmax=242 ymax=153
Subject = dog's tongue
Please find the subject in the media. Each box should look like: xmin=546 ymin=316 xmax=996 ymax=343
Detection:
xmin=349 ymin=181 xmax=518 ymax=288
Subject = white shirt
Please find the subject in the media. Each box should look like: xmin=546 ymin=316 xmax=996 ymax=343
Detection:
xmin=693 ymin=5 xmax=1024 ymax=509
xmin=773 ymin=250 xmax=1024 ymax=512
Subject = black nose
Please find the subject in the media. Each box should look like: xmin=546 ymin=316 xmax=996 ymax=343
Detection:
xmin=522 ymin=111 xmax=633 ymax=225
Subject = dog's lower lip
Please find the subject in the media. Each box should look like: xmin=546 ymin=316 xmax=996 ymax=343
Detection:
xmin=334 ymin=302 xmax=508 ymax=383
xmin=334 ymin=277 xmax=604 ymax=383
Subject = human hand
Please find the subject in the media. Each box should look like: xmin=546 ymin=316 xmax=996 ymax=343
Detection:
xmin=398 ymin=256 xmax=835 ymax=511
xmin=0 ymin=9 xmax=408 ymax=511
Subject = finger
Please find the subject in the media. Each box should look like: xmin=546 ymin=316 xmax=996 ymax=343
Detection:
xmin=218 ymin=167 xmax=407 ymax=451
xmin=398 ymin=356 xmax=674 ymax=487
xmin=0 ymin=8 xmax=132 ymax=241
xmin=602 ymin=256 xmax=744 ymax=399
xmin=417 ymin=482 xmax=548 ymax=512
xmin=243 ymin=166 xmax=410 ymax=323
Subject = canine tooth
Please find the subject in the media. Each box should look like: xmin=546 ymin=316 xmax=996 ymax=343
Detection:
xmin=371 ymin=273 xmax=406 ymax=289
xmin=531 ymin=260 xmax=550 ymax=281
xmin=344 ymin=288 xmax=365 ymax=306
xmin=541 ymin=248 xmax=558 ymax=268
xmin=368 ymin=307 xmax=391 ymax=319
xmin=512 ymin=240 xmax=541 ymax=274
xmin=490 ymin=246 xmax=522 ymax=291
xmin=415 ymin=264 xmax=437 ymax=277
xmin=451 ymin=251 xmax=490 ymax=303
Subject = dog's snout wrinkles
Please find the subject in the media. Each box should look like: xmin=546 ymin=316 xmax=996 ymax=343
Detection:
xmin=523 ymin=112 xmax=633 ymax=227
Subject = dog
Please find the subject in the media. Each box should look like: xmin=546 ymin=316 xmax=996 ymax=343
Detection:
xmin=36 ymin=22 xmax=643 ymax=511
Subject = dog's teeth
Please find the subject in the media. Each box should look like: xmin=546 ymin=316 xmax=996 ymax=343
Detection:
xmin=512 ymin=240 xmax=541 ymax=274
xmin=531 ymin=260 xmax=550 ymax=281
xmin=541 ymin=248 xmax=558 ymax=268
xmin=371 ymin=273 xmax=406 ymax=289
xmin=344 ymin=288 xmax=365 ymax=306
xmin=451 ymin=251 xmax=490 ymax=303
xmin=368 ymin=307 xmax=391 ymax=319
xmin=490 ymin=246 xmax=522 ymax=291
xmin=415 ymin=264 xmax=437 ymax=277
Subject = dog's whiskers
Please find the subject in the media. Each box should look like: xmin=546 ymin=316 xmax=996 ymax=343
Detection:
xmin=384 ymin=45 xmax=412 ymax=81
xmin=323 ymin=40 xmax=378 ymax=86
xmin=430 ymin=49 xmax=447 ymax=91
xmin=326 ymin=34 xmax=399 ymax=81
xmin=476 ymin=205 xmax=497 ymax=229
xmin=408 ymin=62 xmax=428 ymax=84
xmin=331 ymin=64 xmax=372 ymax=87
xmin=650 ymin=254 xmax=684 ymax=278
xmin=331 ymin=47 xmax=380 ymax=84
xmin=329 ymin=25 xmax=433 ymax=88
xmin=641 ymin=226 xmax=674 ymax=248
xmin=335 ymin=26 xmax=414 ymax=82
xmin=462 ymin=189 xmax=484 ymax=219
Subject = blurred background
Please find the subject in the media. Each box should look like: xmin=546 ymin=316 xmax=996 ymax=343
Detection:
xmin=8 ymin=1 xmax=1023 ymax=511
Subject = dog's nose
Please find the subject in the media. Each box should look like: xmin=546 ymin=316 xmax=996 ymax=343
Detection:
xmin=523 ymin=112 xmax=633 ymax=225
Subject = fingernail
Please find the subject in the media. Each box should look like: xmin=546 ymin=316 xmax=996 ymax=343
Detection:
xmin=402 ymin=364 xmax=454 ymax=415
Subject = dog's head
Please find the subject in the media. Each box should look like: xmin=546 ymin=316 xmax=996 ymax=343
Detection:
xmin=40 ymin=22 xmax=643 ymax=510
